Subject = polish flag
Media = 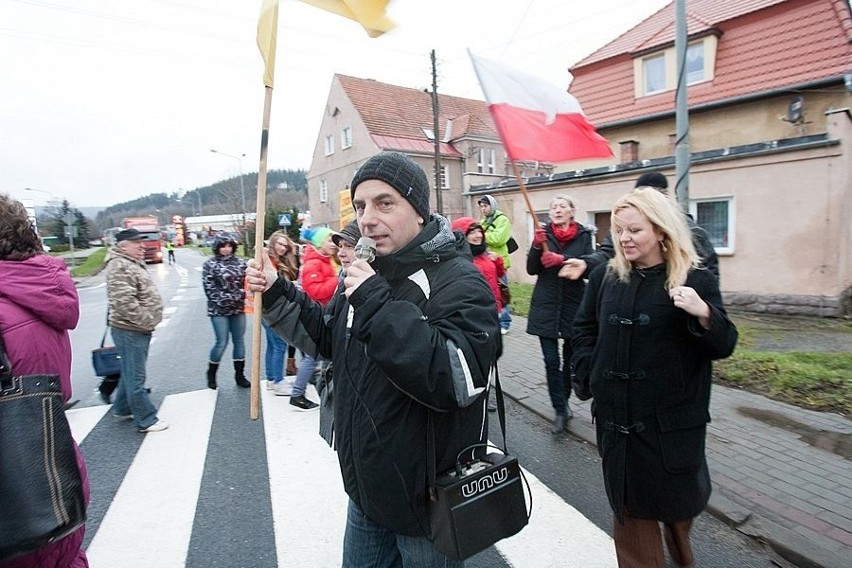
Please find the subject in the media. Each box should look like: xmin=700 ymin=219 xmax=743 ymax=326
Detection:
xmin=470 ymin=52 xmax=613 ymax=163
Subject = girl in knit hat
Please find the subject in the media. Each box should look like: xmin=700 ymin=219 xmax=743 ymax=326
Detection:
xmin=287 ymin=227 xmax=338 ymax=410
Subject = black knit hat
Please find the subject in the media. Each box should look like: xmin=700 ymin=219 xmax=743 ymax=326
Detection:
xmin=350 ymin=152 xmax=430 ymax=220
xmin=635 ymin=171 xmax=668 ymax=190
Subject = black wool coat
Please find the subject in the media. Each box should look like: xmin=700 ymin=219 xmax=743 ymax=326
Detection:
xmin=525 ymin=223 xmax=594 ymax=338
xmin=571 ymin=264 xmax=737 ymax=523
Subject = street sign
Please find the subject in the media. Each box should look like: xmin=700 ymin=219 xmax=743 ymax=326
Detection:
xmin=278 ymin=214 xmax=291 ymax=226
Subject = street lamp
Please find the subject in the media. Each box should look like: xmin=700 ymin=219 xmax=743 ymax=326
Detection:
xmin=174 ymin=199 xmax=197 ymax=216
xmin=26 ymin=187 xmax=75 ymax=268
xmin=210 ymin=148 xmax=246 ymax=225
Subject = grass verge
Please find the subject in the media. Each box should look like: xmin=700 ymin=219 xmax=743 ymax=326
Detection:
xmin=69 ymin=248 xmax=108 ymax=278
xmin=508 ymin=281 xmax=851 ymax=417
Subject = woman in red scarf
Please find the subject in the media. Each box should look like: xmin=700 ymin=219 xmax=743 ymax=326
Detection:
xmin=526 ymin=196 xmax=595 ymax=434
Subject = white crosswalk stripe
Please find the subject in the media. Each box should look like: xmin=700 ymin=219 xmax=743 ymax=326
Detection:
xmin=66 ymin=389 xmax=615 ymax=567
xmin=84 ymin=390 xmax=217 ymax=567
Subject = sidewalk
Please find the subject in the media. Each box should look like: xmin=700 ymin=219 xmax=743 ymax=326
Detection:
xmin=499 ymin=315 xmax=851 ymax=568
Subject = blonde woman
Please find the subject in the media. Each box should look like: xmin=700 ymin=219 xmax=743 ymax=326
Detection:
xmin=264 ymin=230 xmax=298 ymax=394
xmin=571 ymin=188 xmax=738 ymax=568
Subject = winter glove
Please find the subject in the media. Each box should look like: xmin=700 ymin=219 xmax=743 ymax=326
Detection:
xmin=541 ymin=251 xmax=565 ymax=268
xmin=532 ymin=228 xmax=547 ymax=248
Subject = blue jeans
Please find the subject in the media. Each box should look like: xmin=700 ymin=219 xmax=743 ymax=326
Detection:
xmin=111 ymin=327 xmax=158 ymax=429
xmin=208 ymin=314 xmax=246 ymax=363
xmin=292 ymin=352 xmax=316 ymax=397
xmin=343 ymin=500 xmax=463 ymax=568
xmin=539 ymin=336 xmax=572 ymax=415
xmin=498 ymin=274 xmax=511 ymax=330
xmin=262 ymin=320 xmax=288 ymax=383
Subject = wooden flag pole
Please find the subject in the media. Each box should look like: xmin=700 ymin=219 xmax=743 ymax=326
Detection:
xmin=509 ymin=159 xmax=549 ymax=252
xmin=250 ymin=86 xmax=273 ymax=420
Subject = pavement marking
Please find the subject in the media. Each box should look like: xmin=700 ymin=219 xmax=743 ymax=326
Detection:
xmin=86 ymin=389 xmax=218 ymax=568
xmin=495 ymin=465 xmax=616 ymax=567
xmin=66 ymin=404 xmax=110 ymax=444
xmin=261 ymin=385 xmax=347 ymax=567
xmin=163 ymin=306 xmax=178 ymax=315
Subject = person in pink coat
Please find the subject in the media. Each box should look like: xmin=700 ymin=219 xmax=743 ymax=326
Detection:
xmin=0 ymin=194 xmax=89 ymax=568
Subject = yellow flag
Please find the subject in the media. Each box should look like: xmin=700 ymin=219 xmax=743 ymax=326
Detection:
xmin=257 ymin=0 xmax=279 ymax=88
xmin=299 ymin=0 xmax=395 ymax=38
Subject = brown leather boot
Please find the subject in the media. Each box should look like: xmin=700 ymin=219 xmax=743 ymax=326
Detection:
xmin=286 ymin=357 xmax=298 ymax=376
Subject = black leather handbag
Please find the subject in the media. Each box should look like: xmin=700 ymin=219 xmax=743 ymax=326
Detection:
xmin=0 ymin=332 xmax=86 ymax=562
xmin=427 ymin=366 xmax=531 ymax=560
xmin=92 ymin=326 xmax=121 ymax=378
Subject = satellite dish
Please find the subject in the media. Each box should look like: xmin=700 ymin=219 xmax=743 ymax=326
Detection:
xmin=787 ymin=95 xmax=804 ymax=123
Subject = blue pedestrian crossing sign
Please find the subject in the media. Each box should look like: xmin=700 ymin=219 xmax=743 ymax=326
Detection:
xmin=278 ymin=214 xmax=292 ymax=226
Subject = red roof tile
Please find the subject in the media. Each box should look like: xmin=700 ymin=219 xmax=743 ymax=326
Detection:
xmin=337 ymin=75 xmax=497 ymax=153
xmin=570 ymin=0 xmax=851 ymax=126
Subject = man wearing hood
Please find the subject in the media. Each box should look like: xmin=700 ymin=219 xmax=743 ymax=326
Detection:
xmin=478 ymin=194 xmax=514 ymax=334
xmin=247 ymin=151 xmax=500 ymax=566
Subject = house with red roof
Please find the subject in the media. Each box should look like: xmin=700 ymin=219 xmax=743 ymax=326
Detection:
xmin=306 ymin=74 xmax=545 ymax=229
xmin=468 ymin=0 xmax=851 ymax=316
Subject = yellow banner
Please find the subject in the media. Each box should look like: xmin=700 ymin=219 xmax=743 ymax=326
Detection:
xmin=298 ymin=0 xmax=394 ymax=38
xmin=339 ymin=189 xmax=355 ymax=227
xmin=257 ymin=0 xmax=279 ymax=88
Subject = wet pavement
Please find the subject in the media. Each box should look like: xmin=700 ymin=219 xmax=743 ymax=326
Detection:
xmin=498 ymin=315 xmax=851 ymax=568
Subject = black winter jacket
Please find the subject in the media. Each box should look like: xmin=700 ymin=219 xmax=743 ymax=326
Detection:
xmin=572 ymin=264 xmax=737 ymax=523
xmin=525 ymin=223 xmax=594 ymax=338
xmin=202 ymin=235 xmax=246 ymax=316
xmin=262 ymin=216 xmax=501 ymax=535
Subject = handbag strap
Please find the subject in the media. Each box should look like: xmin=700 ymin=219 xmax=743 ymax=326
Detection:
xmin=427 ymin=364 xmax=507 ymax=499
xmin=0 ymin=329 xmax=13 ymax=383
xmin=101 ymin=310 xmax=110 ymax=348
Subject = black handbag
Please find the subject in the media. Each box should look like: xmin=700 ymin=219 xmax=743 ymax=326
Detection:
xmin=427 ymin=366 xmax=531 ymax=560
xmin=92 ymin=326 xmax=121 ymax=378
xmin=506 ymin=236 xmax=519 ymax=254
xmin=0 ymin=332 xmax=86 ymax=562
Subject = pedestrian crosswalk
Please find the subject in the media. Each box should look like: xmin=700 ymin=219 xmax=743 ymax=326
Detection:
xmin=67 ymin=387 xmax=617 ymax=567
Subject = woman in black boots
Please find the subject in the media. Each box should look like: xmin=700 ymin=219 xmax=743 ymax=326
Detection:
xmin=202 ymin=234 xmax=249 ymax=389
xmin=526 ymin=196 xmax=594 ymax=434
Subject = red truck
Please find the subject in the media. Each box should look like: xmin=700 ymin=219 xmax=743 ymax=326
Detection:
xmin=121 ymin=216 xmax=164 ymax=263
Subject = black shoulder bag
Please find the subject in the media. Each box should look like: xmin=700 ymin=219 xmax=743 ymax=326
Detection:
xmin=0 ymin=331 xmax=86 ymax=562
xmin=92 ymin=323 xmax=121 ymax=379
xmin=427 ymin=366 xmax=531 ymax=560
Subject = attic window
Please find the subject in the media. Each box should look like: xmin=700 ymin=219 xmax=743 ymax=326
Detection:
xmin=634 ymin=37 xmax=715 ymax=97
xmin=421 ymin=127 xmax=435 ymax=141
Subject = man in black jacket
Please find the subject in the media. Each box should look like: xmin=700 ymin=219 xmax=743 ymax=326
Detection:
xmin=561 ymin=171 xmax=719 ymax=281
xmin=246 ymin=151 xmax=500 ymax=567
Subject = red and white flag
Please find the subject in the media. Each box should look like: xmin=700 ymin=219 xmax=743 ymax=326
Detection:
xmin=469 ymin=52 xmax=612 ymax=163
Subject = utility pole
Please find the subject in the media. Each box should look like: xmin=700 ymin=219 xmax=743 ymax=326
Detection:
xmin=430 ymin=50 xmax=443 ymax=215
xmin=674 ymin=0 xmax=690 ymax=212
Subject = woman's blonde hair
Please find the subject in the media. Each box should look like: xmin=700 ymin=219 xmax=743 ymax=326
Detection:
xmin=267 ymin=230 xmax=298 ymax=280
xmin=608 ymin=187 xmax=697 ymax=290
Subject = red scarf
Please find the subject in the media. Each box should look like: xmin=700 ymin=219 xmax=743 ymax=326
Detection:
xmin=551 ymin=222 xmax=578 ymax=245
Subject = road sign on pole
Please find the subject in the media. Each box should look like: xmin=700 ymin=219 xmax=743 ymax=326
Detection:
xmin=278 ymin=214 xmax=291 ymax=226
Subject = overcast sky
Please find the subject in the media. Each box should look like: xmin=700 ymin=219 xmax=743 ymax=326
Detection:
xmin=2 ymin=0 xmax=670 ymax=208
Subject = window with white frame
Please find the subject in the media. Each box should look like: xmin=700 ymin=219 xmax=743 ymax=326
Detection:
xmin=686 ymin=42 xmax=705 ymax=84
xmin=319 ymin=179 xmax=328 ymax=203
xmin=690 ymin=197 xmax=734 ymax=254
xmin=340 ymin=126 xmax=352 ymax=149
xmin=440 ymin=165 xmax=449 ymax=189
xmin=636 ymin=38 xmax=714 ymax=96
xmin=643 ymin=54 xmax=666 ymax=94
xmin=477 ymin=148 xmax=496 ymax=174
xmin=324 ymin=135 xmax=334 ymax=156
